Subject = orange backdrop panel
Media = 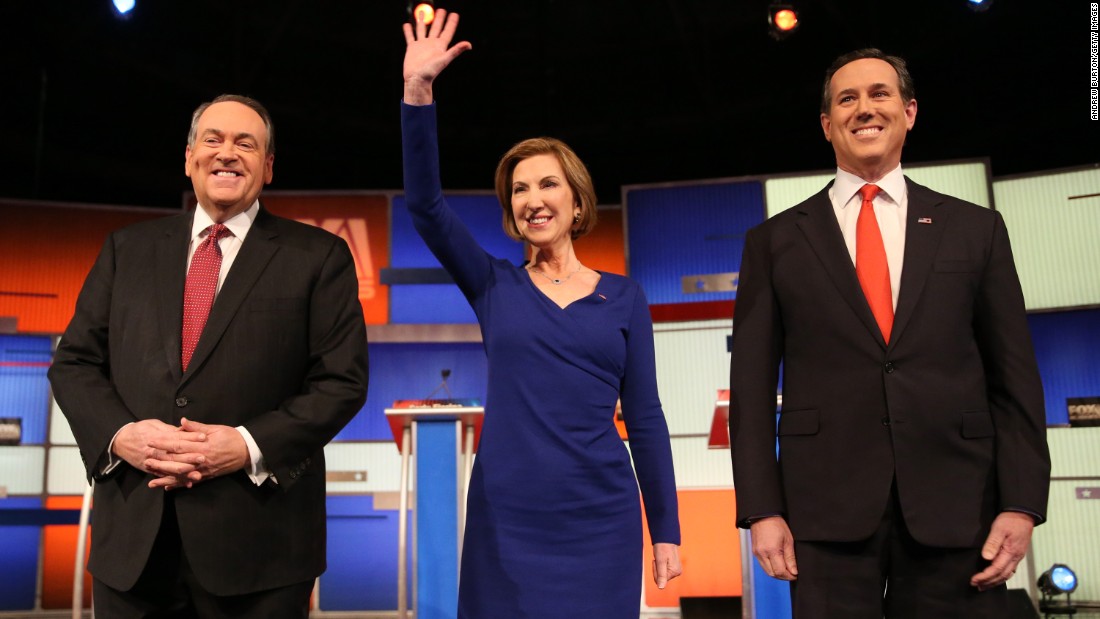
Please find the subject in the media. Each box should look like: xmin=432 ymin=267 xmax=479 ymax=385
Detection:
xmin=0 ymin=201 xmax=171 ymax=334
xmin=261 ymin=194 xmax=390 ymax=325
xmin=41 ymin=496 xmax=92 ymax=609
xmin=573 ymin=206 xmax=626 ymax=275
xmin=643 ymin=488 xmax=742 ymax=607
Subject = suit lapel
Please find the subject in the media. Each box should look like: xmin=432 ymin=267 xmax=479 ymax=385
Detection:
xmin=795 ymin=186 xmax=888 ymax=348
xmin=156 ymin=215 xmax=192 ymax=384
xmin=180 ymin=208 xmax=280 ymax=386
xmin=890 ymin=179 xmax=948 ymax=349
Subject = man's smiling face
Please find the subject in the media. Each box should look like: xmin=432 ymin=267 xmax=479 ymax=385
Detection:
xmin=820 ymin=58 xmax=917 ymax=182
xmin=185 ymin=101 xmax=273 ymax=221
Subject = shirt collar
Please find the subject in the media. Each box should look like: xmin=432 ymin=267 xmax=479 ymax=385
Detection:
xmin=191 ymin=200 xmax=259 ymax=241
xmin=834 ymin=165 xmax=907 ymax=208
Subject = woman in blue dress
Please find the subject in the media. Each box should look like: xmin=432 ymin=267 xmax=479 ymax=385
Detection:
xmin=401 ymin=11 xmax=682 ymax=618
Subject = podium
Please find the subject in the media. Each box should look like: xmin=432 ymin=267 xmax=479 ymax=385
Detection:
xmin=709 ymin=388 xmax=732 ymax=449
xmin=385 ymin=400 xmax=484 ymax=619
xmin=710 ymin=389 xmax=788 ymax=619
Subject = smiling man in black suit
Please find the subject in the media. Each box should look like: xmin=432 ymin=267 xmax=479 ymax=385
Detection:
xmin=728 ymin=50 xmax=1050 ymax=618
xmin=49 ymin=94 xmax=369 ymax=618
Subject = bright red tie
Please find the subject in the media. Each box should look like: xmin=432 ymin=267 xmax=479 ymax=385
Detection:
xmin=181 ymin=223 xmax=230 ymax=371
xmin=856 ymin=184 xmax=894 ymax=342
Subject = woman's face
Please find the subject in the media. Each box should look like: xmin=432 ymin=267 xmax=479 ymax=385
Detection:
xmin=510 ymin=153 xmax=580 ymax=248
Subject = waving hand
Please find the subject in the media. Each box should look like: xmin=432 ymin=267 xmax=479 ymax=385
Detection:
xmin=403 ymin=9 xmax=472 ymax=105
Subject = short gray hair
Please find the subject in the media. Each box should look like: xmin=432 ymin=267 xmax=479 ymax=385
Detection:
xmin=187 ymin=94 xmax=275 ymax=154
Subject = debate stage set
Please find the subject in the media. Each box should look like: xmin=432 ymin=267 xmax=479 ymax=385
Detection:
xmin=1 ymin=161 xmax=1099 ymax=618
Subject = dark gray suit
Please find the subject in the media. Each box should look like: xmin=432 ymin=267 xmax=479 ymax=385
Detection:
xmin=729 ymin=179 xmax=1049 ymax=547
xmin=49 ymin=207 xmax=368 ymax=595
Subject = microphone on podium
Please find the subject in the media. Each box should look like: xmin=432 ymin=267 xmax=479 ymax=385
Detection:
xmin=426 ymin=368 xmax=454 ymax=400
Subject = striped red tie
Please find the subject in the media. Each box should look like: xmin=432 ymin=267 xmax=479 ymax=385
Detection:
xmin=181 ymin=224 xmax=230 ymax=371
xmin=855 ymin=184 xmax=894 ymax=342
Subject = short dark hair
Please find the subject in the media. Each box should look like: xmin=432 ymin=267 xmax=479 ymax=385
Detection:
xmin=493 ymin=137 xmax=598 ymax=242
xmin=821 ymin=49 xmax=916 ymax=114
xmin=187 ymin=94 xmax=275 ymax=154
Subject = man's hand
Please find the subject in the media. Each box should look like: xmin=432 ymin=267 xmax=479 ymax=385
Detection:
xmin=652 ymin=543 xmax=683 ymax=589
xmin=750 ymin=516 xmax=798 ymax=581
xmin=970 ymin=511 xmax=1034 ymax=591
xmin=113 ymin=419 xmax=207 ymax=474
xmin=145 ymin=418 xmax=250 ymax=490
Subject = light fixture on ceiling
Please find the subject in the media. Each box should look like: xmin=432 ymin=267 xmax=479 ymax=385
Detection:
xmin=112 ymin=0 xmax=135 ymax=17
xmin=768 ymin=3 xmax=800 ymax=40
xmin=966 ymin=0 xmax=993 ymax=13
xmin=408 ymin=1 xmax=436 ymax=25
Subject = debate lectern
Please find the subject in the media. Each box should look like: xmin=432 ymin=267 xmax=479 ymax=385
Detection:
xmin=709 ymin=388 xmax=732 ymax=449
xmin=385 ymin=400 xmax=484 ymax=619
xmin=709 ymin=389 xmax=751 ymax=617
xmin=712 ymin=388 xmax=788 ymax=619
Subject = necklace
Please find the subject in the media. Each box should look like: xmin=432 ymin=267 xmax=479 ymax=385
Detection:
xmin=528 ymin=262 xmax=582 ymax=285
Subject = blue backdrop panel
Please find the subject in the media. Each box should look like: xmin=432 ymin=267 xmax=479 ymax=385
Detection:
xmin=1027 ymin=308 xmax=1100 ymax=426
xmin=415 ymin=421 xmax=460 ymax=619
xmin=0 ymin=334 xmax=53 ymax=445
xmin=752 ymin=561 xmax=792 ymax=619
xmin=390 ymin=194 xmax=523 ymax=324
xmin=625 ymin=181 xmax=765 ymax=305
xmin=0 ymin=497 xmax=42 ymax=611
xmin=335 ymin=342 xmax=488 ymax=442
xmin=322 ymin=495 xmax=412 ymax=611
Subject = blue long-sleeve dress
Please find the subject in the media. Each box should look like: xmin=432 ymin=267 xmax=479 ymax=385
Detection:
xmin=401 ymin=102 xmax=680 ymax=618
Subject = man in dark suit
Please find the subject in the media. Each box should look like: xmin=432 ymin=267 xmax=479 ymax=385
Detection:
xmin=728 ymin=49 xmax=1050 ymax=618
xmin=48 ymin=94 xmax=369 ymax=618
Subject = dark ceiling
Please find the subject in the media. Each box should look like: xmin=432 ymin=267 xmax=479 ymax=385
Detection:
xmin=2 ymin=0 xmax=1095 ymax=210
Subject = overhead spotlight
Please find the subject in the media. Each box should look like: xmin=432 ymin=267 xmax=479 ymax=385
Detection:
xmin=112 ymin=0 xmax=135 ymax=16
xmin=966 ymin=0 xmax=993 ymax=12
xmin=407 ymin=0 xmax=435 ymax=25
xmin=1038 ymin=564 xmax=1078 ymax=615
xmin=768 ymin=3 xmax=800 ymax=40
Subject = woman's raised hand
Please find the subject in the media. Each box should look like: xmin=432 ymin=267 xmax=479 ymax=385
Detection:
xmin=402 ymin=9 xmax=472 ymax=105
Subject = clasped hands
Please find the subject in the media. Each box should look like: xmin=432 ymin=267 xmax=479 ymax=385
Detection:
xmin=113 ymin=417 xmax=249 ymax=490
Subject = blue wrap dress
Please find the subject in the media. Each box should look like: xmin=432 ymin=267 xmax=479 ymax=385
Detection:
xmin=401 ymin=102 xmax=680 ymax=618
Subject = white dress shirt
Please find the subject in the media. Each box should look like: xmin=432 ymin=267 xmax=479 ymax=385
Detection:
xmin=189 ymin=202 xmax=273 ymax=485
xmin=187 ymin=201 xmax=256 ymax=295
xmin=828 ymin=165 xmax=908 ymax=311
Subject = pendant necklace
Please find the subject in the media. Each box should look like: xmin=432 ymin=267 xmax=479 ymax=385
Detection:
xmin=529 ymin=262 xmax=582 ymax=285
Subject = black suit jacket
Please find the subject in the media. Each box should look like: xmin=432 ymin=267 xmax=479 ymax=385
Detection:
xmin=729 ymin=179 xmax=1049 ymax=548
xmin=49 ymin=207 xmax=369 ymax=595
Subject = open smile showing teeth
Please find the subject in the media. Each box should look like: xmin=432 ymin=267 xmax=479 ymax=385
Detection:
xmin=528 ymin=216 xmax=550 ymax=225
xmin=214 ymin=170 xmax=241 ymax=177
xmin=854 ymin=127 xmax=882 ymax=136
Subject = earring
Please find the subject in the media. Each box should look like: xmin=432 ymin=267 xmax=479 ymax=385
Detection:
xmin=573 ymin=213 xmax=581 ymax=224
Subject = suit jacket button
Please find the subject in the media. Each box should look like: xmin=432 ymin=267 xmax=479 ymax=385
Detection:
xmin=884 ymin=362 xmax=895 ymax=374
xmin=882 ymin=417 xmax=891 ymax=426
xmin=175 ymin=396 xmax=190 ymax=407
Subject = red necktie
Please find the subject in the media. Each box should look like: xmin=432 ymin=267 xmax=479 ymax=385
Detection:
xmin=181 ymin=223 xmax=231 ymax=371
xmin=856 ymin=184 xmax=894 ymax=343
